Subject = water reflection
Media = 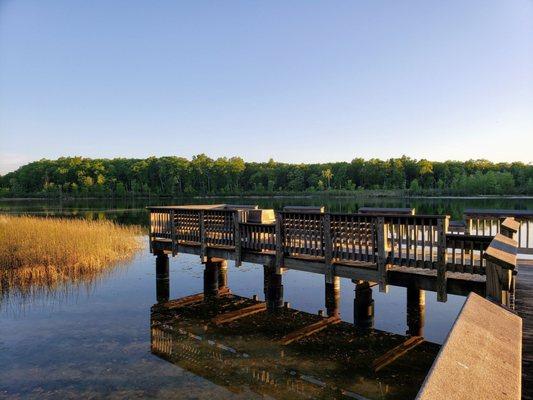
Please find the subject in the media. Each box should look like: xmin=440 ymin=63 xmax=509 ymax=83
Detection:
xmin=151 ymin=261 xmax=439 ymax=400
xmin=2 ymin=196 xmax=533 ymax=224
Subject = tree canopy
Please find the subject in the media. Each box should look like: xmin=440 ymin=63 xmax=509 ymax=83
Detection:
xmin=1 ymin=155 xmax=531 ymax=197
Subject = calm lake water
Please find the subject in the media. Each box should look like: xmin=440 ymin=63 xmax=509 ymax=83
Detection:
xmin=1 ymin=196 xmax=532 ymax=399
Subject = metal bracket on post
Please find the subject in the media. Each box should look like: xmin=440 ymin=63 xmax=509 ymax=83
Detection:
xmin=376 ymin=217 xmax=389 ymax=293
xmin=234 ymin=210 xmax=242 ymax=267
xmin=199 ymin=210 xmax=207 ymax=263
xmin=323 ymin=213 xmax=334 ymax=284
xmin=275 ymin=212 xmax=284 ymax=274
xmin=436 ymin=216 xmax=449 ymax=302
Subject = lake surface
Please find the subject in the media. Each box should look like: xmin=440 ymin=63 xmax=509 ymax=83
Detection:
xmin=1 ymin=196 xmax=531 ymax=399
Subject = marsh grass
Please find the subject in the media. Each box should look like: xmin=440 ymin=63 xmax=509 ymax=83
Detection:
xmin=0 ymin=214 xmax=143 ymax=298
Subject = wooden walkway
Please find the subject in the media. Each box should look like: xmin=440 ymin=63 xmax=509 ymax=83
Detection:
xmin=148 ymin=205 xmax=524 ymax=303
xmin=515 ymin=259 xmax=533 ymax=399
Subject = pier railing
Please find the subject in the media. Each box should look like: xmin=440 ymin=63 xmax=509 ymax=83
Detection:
xmin=148 ymin=207 xmax=489 ymax=273
xmin=464 ymin=209 xmax=533 ymax=255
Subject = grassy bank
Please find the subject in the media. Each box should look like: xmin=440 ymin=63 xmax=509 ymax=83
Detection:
xmin=0 ymin=215 xmax=143 ymax=296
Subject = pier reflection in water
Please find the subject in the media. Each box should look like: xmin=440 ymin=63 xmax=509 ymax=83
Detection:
xmin=151 ymin=257 xmax=437 ymax=400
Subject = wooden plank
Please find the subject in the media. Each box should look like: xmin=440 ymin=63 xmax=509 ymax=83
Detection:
xmin=211 ymin=302 xmax=267 ymax=325
xmin=279 ymin=316 xmax=340 ymax=345
xmin=372 ymin=336 xmax=424 ymax=372
xmin=514 ymin=260 xmax=533 ymax=399
xmin=416 ymin=293 xmax=522 ymax=400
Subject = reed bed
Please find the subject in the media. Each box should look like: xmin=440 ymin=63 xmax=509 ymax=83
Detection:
xmin=0 ymin=214 xmax=143 ymax=297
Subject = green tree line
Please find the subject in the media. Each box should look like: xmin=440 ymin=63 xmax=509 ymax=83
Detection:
xmin=1 ymin=155 xmax=532 ymax=197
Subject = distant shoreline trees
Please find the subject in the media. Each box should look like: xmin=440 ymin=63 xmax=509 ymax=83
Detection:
xmin=0 ymin=155 xmax=532 ymax=198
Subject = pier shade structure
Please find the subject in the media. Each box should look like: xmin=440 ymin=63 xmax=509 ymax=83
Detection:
xmin=148 ymin=204 xmax=526 ymax=398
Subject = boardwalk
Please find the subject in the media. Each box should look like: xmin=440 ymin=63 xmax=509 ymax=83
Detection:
xmin=516 ymin=259 xmax=533 ymax=399
xmin=149 ymin=205 xmax=527 ymax=305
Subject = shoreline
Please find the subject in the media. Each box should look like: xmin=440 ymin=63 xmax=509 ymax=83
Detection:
xmin=1 ymin=193 xmax=533 ymax=202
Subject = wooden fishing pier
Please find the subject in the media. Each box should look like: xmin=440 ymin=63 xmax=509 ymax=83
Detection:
xmin=148 ymin=204 xmax=531 ymax=399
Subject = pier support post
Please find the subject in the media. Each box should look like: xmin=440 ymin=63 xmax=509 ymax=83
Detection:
xmin=203 ymin=258 xmax=221 ymax=300
xmin=353 ymin=280 xmax=374 ymax=329
xmin=264 ymin=265 xmax=284 ymax=312
xmin=217 ymin=259 xmax=228 ymax=290
xmin=325 ymin=276 xmax=340 ymax=317
xmin=155 ymin=253 xmax=169 ymax=304
xmin=406 ymin=287 xmax=425 ymax=337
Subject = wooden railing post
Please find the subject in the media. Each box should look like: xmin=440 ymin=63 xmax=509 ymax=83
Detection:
xmin=234 ymin=210 xmax=242 ymax=267
xmin=275 ymin=212 xmax=284 ymax=274
xmin=436 ymin=216 xmax=449 ymax=302
xmin=323 ymin=213 xmax=333 ymax=284
xmin=484 ymin=233 xmax=517 ymax=306
xmin=170 ymin=209 xmax=177 ymax=256
xmin=376 ymin=217 xmax=389 ymax=293
xmin=149 ymin=210 xmax=154 ymax=254
xmin=465 ymin=217 xmax=472 ymax=235
xmin=199 ymin=210 xmax=207 ymax=263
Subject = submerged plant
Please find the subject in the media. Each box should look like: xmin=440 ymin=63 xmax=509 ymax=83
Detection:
xmin=0 ymin=214 xmax=143 ymax=299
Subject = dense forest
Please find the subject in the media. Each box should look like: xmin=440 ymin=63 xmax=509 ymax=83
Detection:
xmin=1 ymin=155 xmax=532 ymax=197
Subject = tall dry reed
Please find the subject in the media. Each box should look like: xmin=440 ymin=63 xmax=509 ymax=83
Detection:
xmin=0 ymin=215 xmax=143 ymax=297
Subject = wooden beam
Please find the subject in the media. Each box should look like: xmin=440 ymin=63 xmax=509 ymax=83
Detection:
xmin=436 ymin=217 xmax=449 ymax=302
xmin=376 ymin=216 xmax=389 ymax=292
xmin=279 ymin=316 xmax=340 ymax=345
xmin=234 ymin=210 xmax=242 ymax=267
xmin=211 ymin=302 xmax=267 ymax=325
xmin=372 ymin=336 xmax=424 ymax=372
xmin=199 ymin=210 xmax=206 ymax=263
xmin=275 ymin=212 xmax=284 ymax=273
xmin=323 ymin=213 xmax=333 ymax=284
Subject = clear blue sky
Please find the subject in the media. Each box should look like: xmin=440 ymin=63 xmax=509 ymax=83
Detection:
xmin=1 ymin=0 xmax=532 ymax=174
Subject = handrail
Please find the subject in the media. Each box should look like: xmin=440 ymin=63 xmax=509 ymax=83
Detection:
xmin=464 ymin=208 xmax=533 ymax=219
xmin=464 ymin=211 xmax=532 ymax=254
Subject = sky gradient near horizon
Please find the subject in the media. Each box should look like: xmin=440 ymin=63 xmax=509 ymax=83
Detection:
xmin=1 ymin=0 xmax=532 ymax=174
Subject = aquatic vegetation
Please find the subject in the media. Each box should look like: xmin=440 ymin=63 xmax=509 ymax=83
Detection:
xmin=0 ymin=215 xmax=143 ymax=297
